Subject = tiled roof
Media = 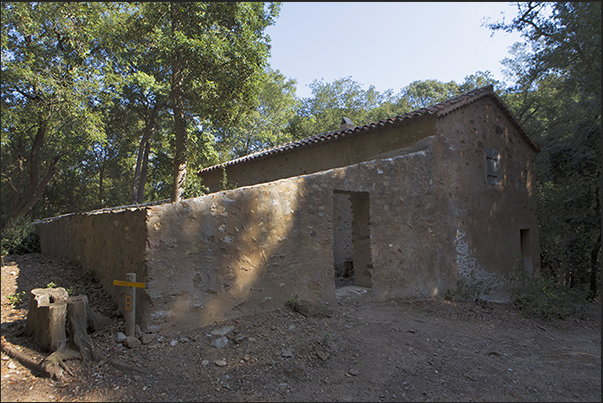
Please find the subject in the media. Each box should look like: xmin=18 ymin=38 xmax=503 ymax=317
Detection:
xmin=198 ymin=85 xmax=539 ymax=175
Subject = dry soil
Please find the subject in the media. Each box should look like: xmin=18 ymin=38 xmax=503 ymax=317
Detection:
xmin=1 ymin=253 xmax=601 ymax=402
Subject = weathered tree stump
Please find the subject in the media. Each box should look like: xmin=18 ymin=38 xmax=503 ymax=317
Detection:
xmin=40 ymin=347 xmax=82 ymax=380
xmin=65 ymin=295 xmax=94 ymax=361
xmin=25 ymin=289 xmax=111 ymax=379
xmin=86 ymin=302 xmax=112 ymax=333
xmin=17 ymin=288 xmax=143 ymax=380
xmin=25 ymin=288 xmax=69 ymax=352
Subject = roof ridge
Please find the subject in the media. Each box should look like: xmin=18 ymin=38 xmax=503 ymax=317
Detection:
xmin=197 ymin=85 xmax=538 ymax=175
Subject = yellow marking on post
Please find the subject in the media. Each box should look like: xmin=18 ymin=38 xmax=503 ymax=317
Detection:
xmin=113 ymin=280 xmax=146 ymax=288
xmin=125 ymin=295 xmax=132 ymax=311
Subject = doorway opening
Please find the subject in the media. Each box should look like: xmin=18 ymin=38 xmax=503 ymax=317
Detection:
xmin=332 ymin=190 xmax=373 ymax=288
xmin=520 ymin=228 xmax=533 ymax=276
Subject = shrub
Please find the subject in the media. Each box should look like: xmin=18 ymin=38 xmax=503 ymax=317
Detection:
xmin=1 ymin=218 xmax=40 ymax=255
xmin=513 ymin=277 xmax=590 ymax=319
xmin=444 ymin=275 xmax=494 ymax=302
xmin=6 ymin=291 xmax=27 ymax=307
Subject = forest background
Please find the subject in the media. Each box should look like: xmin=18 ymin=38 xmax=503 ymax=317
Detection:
xmin=1 ymin=2 xmax=600 ymax=310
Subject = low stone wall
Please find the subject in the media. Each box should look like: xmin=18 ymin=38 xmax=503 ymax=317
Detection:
xmin=142 ymin=149 xmax=440 ymax=332
xmin=35 ymin=149 xmax=441 ymax=333
xmin=35 ymin=207 xmax=148 ymax=323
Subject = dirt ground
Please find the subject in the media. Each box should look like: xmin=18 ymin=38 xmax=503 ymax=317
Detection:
xmin=1 ymin=253 xmax=601 ymax=402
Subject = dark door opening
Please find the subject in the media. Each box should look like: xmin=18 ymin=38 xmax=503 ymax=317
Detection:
xmin=520 ymin=228 xmax=533 ymax=276
xmin=332 ymin=190 xmax=373 ymax=288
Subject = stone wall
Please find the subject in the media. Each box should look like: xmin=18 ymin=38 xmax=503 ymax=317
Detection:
xmin=35 ymin=208 xmax=148 ymax=322
xmin=36 ymin=149 xmax=440 ymax=333
xmin=200 ymin=117 xmax=437 ymax=192
xmin=33 ymin=95 xmax=541 ymax=331
xmin=143 ymin=148 xmax=438 ymax=332
xmin=432 ymin=97 xmax=540 ymax=301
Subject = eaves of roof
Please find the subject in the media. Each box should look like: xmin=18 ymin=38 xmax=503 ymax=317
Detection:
xmin=197 ymin=85 xmax=539 ymax=176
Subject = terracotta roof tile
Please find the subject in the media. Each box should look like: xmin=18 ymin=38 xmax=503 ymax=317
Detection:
xmin=198 ymin=85 xmax=538 ymax=175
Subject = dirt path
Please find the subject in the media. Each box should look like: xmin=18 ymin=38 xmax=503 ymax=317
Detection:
xmin=1 ymin=253 xmax=601 ymax=402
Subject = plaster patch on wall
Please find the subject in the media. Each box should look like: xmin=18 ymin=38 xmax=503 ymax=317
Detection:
xmin=454 ymin=229 xmax=503 ymax=296
xmin=455 ymin=229 xmax=478 ymax=276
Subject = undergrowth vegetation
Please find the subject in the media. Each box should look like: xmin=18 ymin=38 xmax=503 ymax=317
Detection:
xmin=513 ymin=277 xmax=594 ymax=320
xmin=1 ymin=218 xmax=40 ymax=256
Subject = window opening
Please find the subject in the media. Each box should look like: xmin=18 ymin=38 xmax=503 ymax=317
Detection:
xmin=486 ymin=148 xmax=501 ymax=186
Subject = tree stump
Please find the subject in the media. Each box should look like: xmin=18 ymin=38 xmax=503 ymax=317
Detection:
xmin=25 ymin=288 xmax=69 ymax=352
xmin=25 ymin=289 xmax=109 ymax=379
xmin=86 ymin=302 xmax=112 ymax=333
xmin=65 ymin=295 xmax=94 ymax=361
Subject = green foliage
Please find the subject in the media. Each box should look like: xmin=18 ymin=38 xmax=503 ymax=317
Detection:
xmin=1 ymin=2 xmax=122 ymax=223
xmin=1 ymin=2 xmax=598 ymax=309
xmin=6 ymin=291 xmax=26 ymax=307
xmin=128 ymin=2 xmax=281 ymax=202
xmin=182 ymin=168 xmax=209 ymax=200
xmin=513 ymin=277 xmax=591 ymax=320
xmin=290 ymin=76 xmax=388 ymax=139
xmin=285 ymin=294 xmax=299 ymax=308
xmin=459 ymin=71 xmax=503 ymax=93
xmin=399 ymin=79 xmax=461 ymax=111
xmin=42 ymin=281 xmax=74 ymax=295
xmin=219 ymin=167 xmax=237 ymax=192
xmin=287 ymin=74 xmax=501 ymax=141
xmin=1 ymin=2 xmax=281 ymax=216
xmin=212 ymin=68 xmax=301 ymax=159
xmin=1 ymin=218 xmax=40 ymax=255
xmin=492 ymin=2 xmax=601 ymax=298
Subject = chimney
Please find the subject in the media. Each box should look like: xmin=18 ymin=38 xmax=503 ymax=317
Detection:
xmin=339 ymin=117 xmax=355 ymax=131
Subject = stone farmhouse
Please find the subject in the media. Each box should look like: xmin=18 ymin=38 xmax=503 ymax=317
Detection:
xmin=36 ymin=85 xmax=541 ymax=333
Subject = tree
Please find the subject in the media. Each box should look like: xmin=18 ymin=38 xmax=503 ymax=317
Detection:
xmin=213 ymin=67 xmax=300 ymax=159
xmin=459 ymin=70 xmax=502 ymax=94
xmin=106 ymin=3 xmax=171 ymax=205
xmin=398 ymin=79 xmax=460 ymax=111
xmin=1 ymin=2 xmax=116 ymax=226
xmin=288 ymin=77 xmax=392 ymax=139
xmin=489 ymin=2 xmax=601 ymax=298
xmin=130 ymin=2 xmax=281 ymax=202
xmin=286 ymin=74 xmax=503 ymax=142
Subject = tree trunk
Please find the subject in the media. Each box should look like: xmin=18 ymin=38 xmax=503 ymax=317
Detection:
xmin=171 ymin=94 xmax=188 ymax=202
xmin=131 ymin=104 xmax=160 ymax=204
xmin=170 ymin=3 xmax=187 ymax=203
xmin=98 ymin=151 xmax=106 ymax=208
xmin=590 ymin=232 xmax=601 ymax=299
xmin=589 ymin=193 xmax=601 ymax=299
xmin=27 ymin=288 xmax=108 ymax=352
xmin=8 ymin=116 xmax=61 ymax=225
xmin=136 ymin=139 xmax=151 ymax=203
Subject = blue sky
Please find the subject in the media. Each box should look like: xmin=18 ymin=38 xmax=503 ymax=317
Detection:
xmin=265 ymin=2 xmax=525 ymax=99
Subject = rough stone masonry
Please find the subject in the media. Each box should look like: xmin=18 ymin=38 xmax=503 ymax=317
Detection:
xmin=35 ymin=86 xmax=541 ymax=333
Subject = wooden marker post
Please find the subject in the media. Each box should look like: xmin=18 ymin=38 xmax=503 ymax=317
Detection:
xmin=113 ymin=273 xmax=145 ymax=337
